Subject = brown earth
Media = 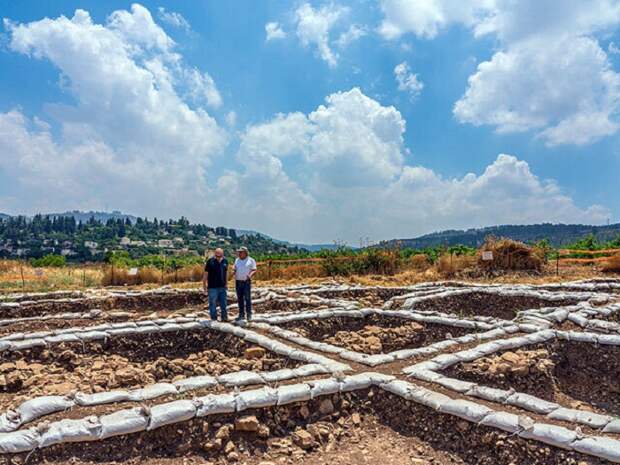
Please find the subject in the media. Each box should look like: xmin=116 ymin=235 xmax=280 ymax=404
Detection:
xmin=445 ymin=341 xmax=620 ymax=416
xmin=0 ymin=330 xmax=298 ymax=408
xmin=281 ymin=314 xmax=476 ymax=354
xmin=7 ymin=390 xmax=610 ymax=465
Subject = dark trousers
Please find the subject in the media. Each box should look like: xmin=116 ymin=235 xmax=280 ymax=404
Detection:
xmin=235 ymin=279 xmax=252 ymax=319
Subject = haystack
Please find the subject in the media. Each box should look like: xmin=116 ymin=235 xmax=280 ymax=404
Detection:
xmin=477 ymin=237 xmax=544 ymax=273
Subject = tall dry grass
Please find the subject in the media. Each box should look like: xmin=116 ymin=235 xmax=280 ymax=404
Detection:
xmin=436 ymin=253 xmax=476 ymax=277
xmin=601 ymin=255 xmax=620 ymax=273
xmin=101 ymin=264 xmax=205 ymax=286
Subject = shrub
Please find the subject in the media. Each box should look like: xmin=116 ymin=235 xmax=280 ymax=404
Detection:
xmin=31 ymin=254 xmax=66 ymax=268
xmin=436 ymin=253 xmax=476 ymax=277
xmin=408 ymin=254 xmax=431 ymax=271
xmin=601 ymin=255 xmax=620 ymax=273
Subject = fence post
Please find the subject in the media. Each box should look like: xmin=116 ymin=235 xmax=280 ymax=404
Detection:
xmin=111 ymin=263 xmax=115 ymax=286
xmin=556 ymin=252 xmax=560 ymax=276
xmin=19 ymin=260 xmax=25 ymax=291
xmin=268 ymin=260 xmax=272 ymax=280
xmin=82 ymin=268 xmax=86 ymax=287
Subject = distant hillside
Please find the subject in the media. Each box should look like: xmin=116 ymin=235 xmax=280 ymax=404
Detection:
xmin=379 ymin=223 xmax=620 ymax=249
xmin=47 ymin=210 xmax=139 ymax=224
xmin=0 ymin=212 xmax=305 ymax=262
xmin=237 ymin=229 xmax=348 ymax=252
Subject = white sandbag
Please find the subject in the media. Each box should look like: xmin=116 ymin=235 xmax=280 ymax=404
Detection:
xmin=99 ymin=407 xmax=149 ymax=439
xmin=217 ymin=370 xmax=264 ymax=387
xmin=262 ymin=368 xmax=296 ymax=383
xmin=572 ymin=436 xmax=620 ymax=462
xmin=506 ymin=392 xmax=559 ymax=414
xmin=292 ymin=364 xmax=328 ymax=378
xmin=40 ymin=416 xmax=102 ymax=447
xmin=0 ymin=428 xmax=41 ymax=453
xmin=77 ymin=331 xmax=108 ymax=341
xmin=365 ymin=354 xmax=396 ymax=366
xmin=75 ymin=390 xmax=130 ymax=406
xmin=435 ymin=377 xmax=476 ymax=393
xmin=18 ymin=396 xmax=74 ymax=423
xmin=479 ymin=411 xmax=520 ymax=433
xmin=597 ymin=334 xmax=620 ymax=346
xmin=236 ymin=387 xmax=279 ymax=411
xmin=308 ymin=378 xmax=341 ymax=398
xmin=0 ymin=411 xmax=20 ymax=432
xmin=107 ymin=327 xmax=139 ymax=337
xmin=173 ymin=375 xmax=218 ymax=393
xmin=603 ymin=419 xmax=620 ymax=434
xmin=148 ymin=399 xmax=198 ymax=430
xmin=466 ymin=385 xmax=510 ymax=403
xmin=277 ymin=384 xmax=311 ymax=405
xmin=547 ymin=408 xmax=613 ymax=429
xmin=339 ymin=374 xmax=372 ymax=392
xmin=128 ymin=383 xmax=177 ymax=401
xmin=196 ymin=393 xmax=237 ymax=416
xmin=368 ymin=373 xmax=396 ymax=385
xmin=381 ymin=380 xmax=417 ymax=398
xmin=438 ymin=399 xmax=492 ymax=422
xmin=11 ymin=338 xmax=47 ymax=351
xmin=45 ymin=333 xmax=82 ymax=344
xmin=519 ymin=423 xmax=577 ymax=450
xmin=412 ymin=389 xmax=451 ymax=410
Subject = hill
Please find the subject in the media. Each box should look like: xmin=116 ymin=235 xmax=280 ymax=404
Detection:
xmin=379 ymin=223 xmax=620 ymax=249
xmin=0 ymin=213 xmax=305 ymax=262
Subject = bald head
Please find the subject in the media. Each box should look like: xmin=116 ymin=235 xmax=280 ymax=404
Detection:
xmin=214 ymin=248 xmax=224 ymax=261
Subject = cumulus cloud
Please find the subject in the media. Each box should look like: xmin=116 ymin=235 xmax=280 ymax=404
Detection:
xmin=294 ymin=2 xmax=348 ymax=67
xmin=157 ymin=7 xmax=191 ymax=31
xmin=215 ymin=88 xmax=607 ymax=242
xmin=394 ymin=61 xmax=424 ymax=99
xmin=336 ymin=24 xmax=366 ymax=48
xmin=1 ymin=5 xmax=226 ymax=217
xmin=380 ymin=0 xmax=620 ymax=146
xmin=265 ymin=21 xmax=286 ymax=41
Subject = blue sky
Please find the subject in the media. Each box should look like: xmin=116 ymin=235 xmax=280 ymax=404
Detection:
xmin=0 ymin=1 xmax=619 ymax=243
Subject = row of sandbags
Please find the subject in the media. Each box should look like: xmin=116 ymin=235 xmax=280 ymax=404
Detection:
xmin=1 ymin=373 xmax=619 ymax=463
xmin=254 ymin=308 xmax=521 ymax=366
xmin=404 ymin=329 xmax=620 ymax=433
xmin=0 ymin=363 xmax=332 ymax=433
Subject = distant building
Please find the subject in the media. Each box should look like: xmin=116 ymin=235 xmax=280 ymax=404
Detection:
xmin=84 ymin=241 xmax=98 ymax=249
xmin=173 ymin=237 xmax=184 ymax=244
xmin=60 ymin=249 xmax=76 ymax=256
xmin=131 ymin=240 xmax=146 ymax=247
xmin=119 ymin=237 xmax=131 ymax=246
xmin=158 ymin=239 xmax=173 ymax=248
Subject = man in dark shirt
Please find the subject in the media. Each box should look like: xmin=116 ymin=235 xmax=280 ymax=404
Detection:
xmin=202 ymin=248 xmax=229 ymax=321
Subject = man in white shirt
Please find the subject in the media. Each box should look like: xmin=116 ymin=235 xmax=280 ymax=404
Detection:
xmin=233 ymin=246 xmax=257 ymax=321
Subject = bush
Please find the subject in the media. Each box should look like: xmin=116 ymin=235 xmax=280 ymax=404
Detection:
xmin=436 ymin=253 xmax=476 ymax=277
xmin=601 ymin=255 xmax=620 ymax=273
xmin=408 ymin=254 xmax=432 ymax=271
xmin=31 ymin=254 xmax=66 ymax=268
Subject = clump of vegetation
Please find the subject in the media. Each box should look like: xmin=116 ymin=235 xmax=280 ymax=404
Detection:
xmin=436 ymin=253 xmax=476 ymax=277
xmin=601 ymin=255 xmax=620 ymax=273
xmin=477 ymin=237 xmax=544 ymax=273
xmin=31 ymin=254 xmax=66 ymax=267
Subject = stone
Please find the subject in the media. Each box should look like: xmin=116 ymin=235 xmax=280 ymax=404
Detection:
xmin=224 ymin=441 xmax=236 ymax=454
xmin=318 ymin=398 xmax=334 ymax=415
xmin=215 ymin=424 xmax=232 ymax=441
xmin=351 ymin=413 xmax=361 ymax=425
xmin=257 ymin=424 xmax=270 ymax=439
xmin=292 ymin=429 xmax=316 ymax=450
xmin=244 ymin=347 xmax=266 ymax=359
xmin=299 ymin=405 xmax=310 ymax=419
xmin=235 ymin=416 xmax=260 ymax=433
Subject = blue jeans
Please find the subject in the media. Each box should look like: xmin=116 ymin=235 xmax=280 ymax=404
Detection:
xmin=235 ymin=280 xmax=252 ymax=319
xmin=208 ymin=287 xmax=228 ymax=321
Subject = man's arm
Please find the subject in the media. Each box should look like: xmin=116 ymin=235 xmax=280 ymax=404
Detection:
xmin=248 ymin=259 xmax=257 ymax=280
xmin=202 ymin=270 xmax=208 ymax=291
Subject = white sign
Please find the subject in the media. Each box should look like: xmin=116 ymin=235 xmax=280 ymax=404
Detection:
xmin=128 ymin=267 xmax=139 ymax=276
xmin=482 ymin=251 xmax=494 ymax=261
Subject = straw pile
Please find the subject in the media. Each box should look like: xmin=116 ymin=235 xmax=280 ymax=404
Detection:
xmin=477 ymin=237 xmax=544 ymax=273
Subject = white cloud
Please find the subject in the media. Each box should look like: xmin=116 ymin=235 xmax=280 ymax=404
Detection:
xmin=265 ymin=21 xmax=286 ymax=41
xmin=183 ymin=68 xmax=223 ymax=108
xmin=1 ymin=5 xmax=227 ymax=217
xmin=336 ymin=24 xmax=366 ymax=48
xmin=294 ymin=2 xmax=348 ymax=67
xmin=380 ymin=0 xmax=620 ymax=146
xmin=215 ymin=88 xmax=607 ymax=243
xmin=157 ymin=7 xmax=191 ymax=31
xmin=610 ymin=41 xmax=620 ymax=54
xmin=394 ymin=61 xmax=424 ymax=99
xmin=454 ymin=36 xmax=620 ymax=145
xmin=378 ymin=0 xmax=495 ymax=40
